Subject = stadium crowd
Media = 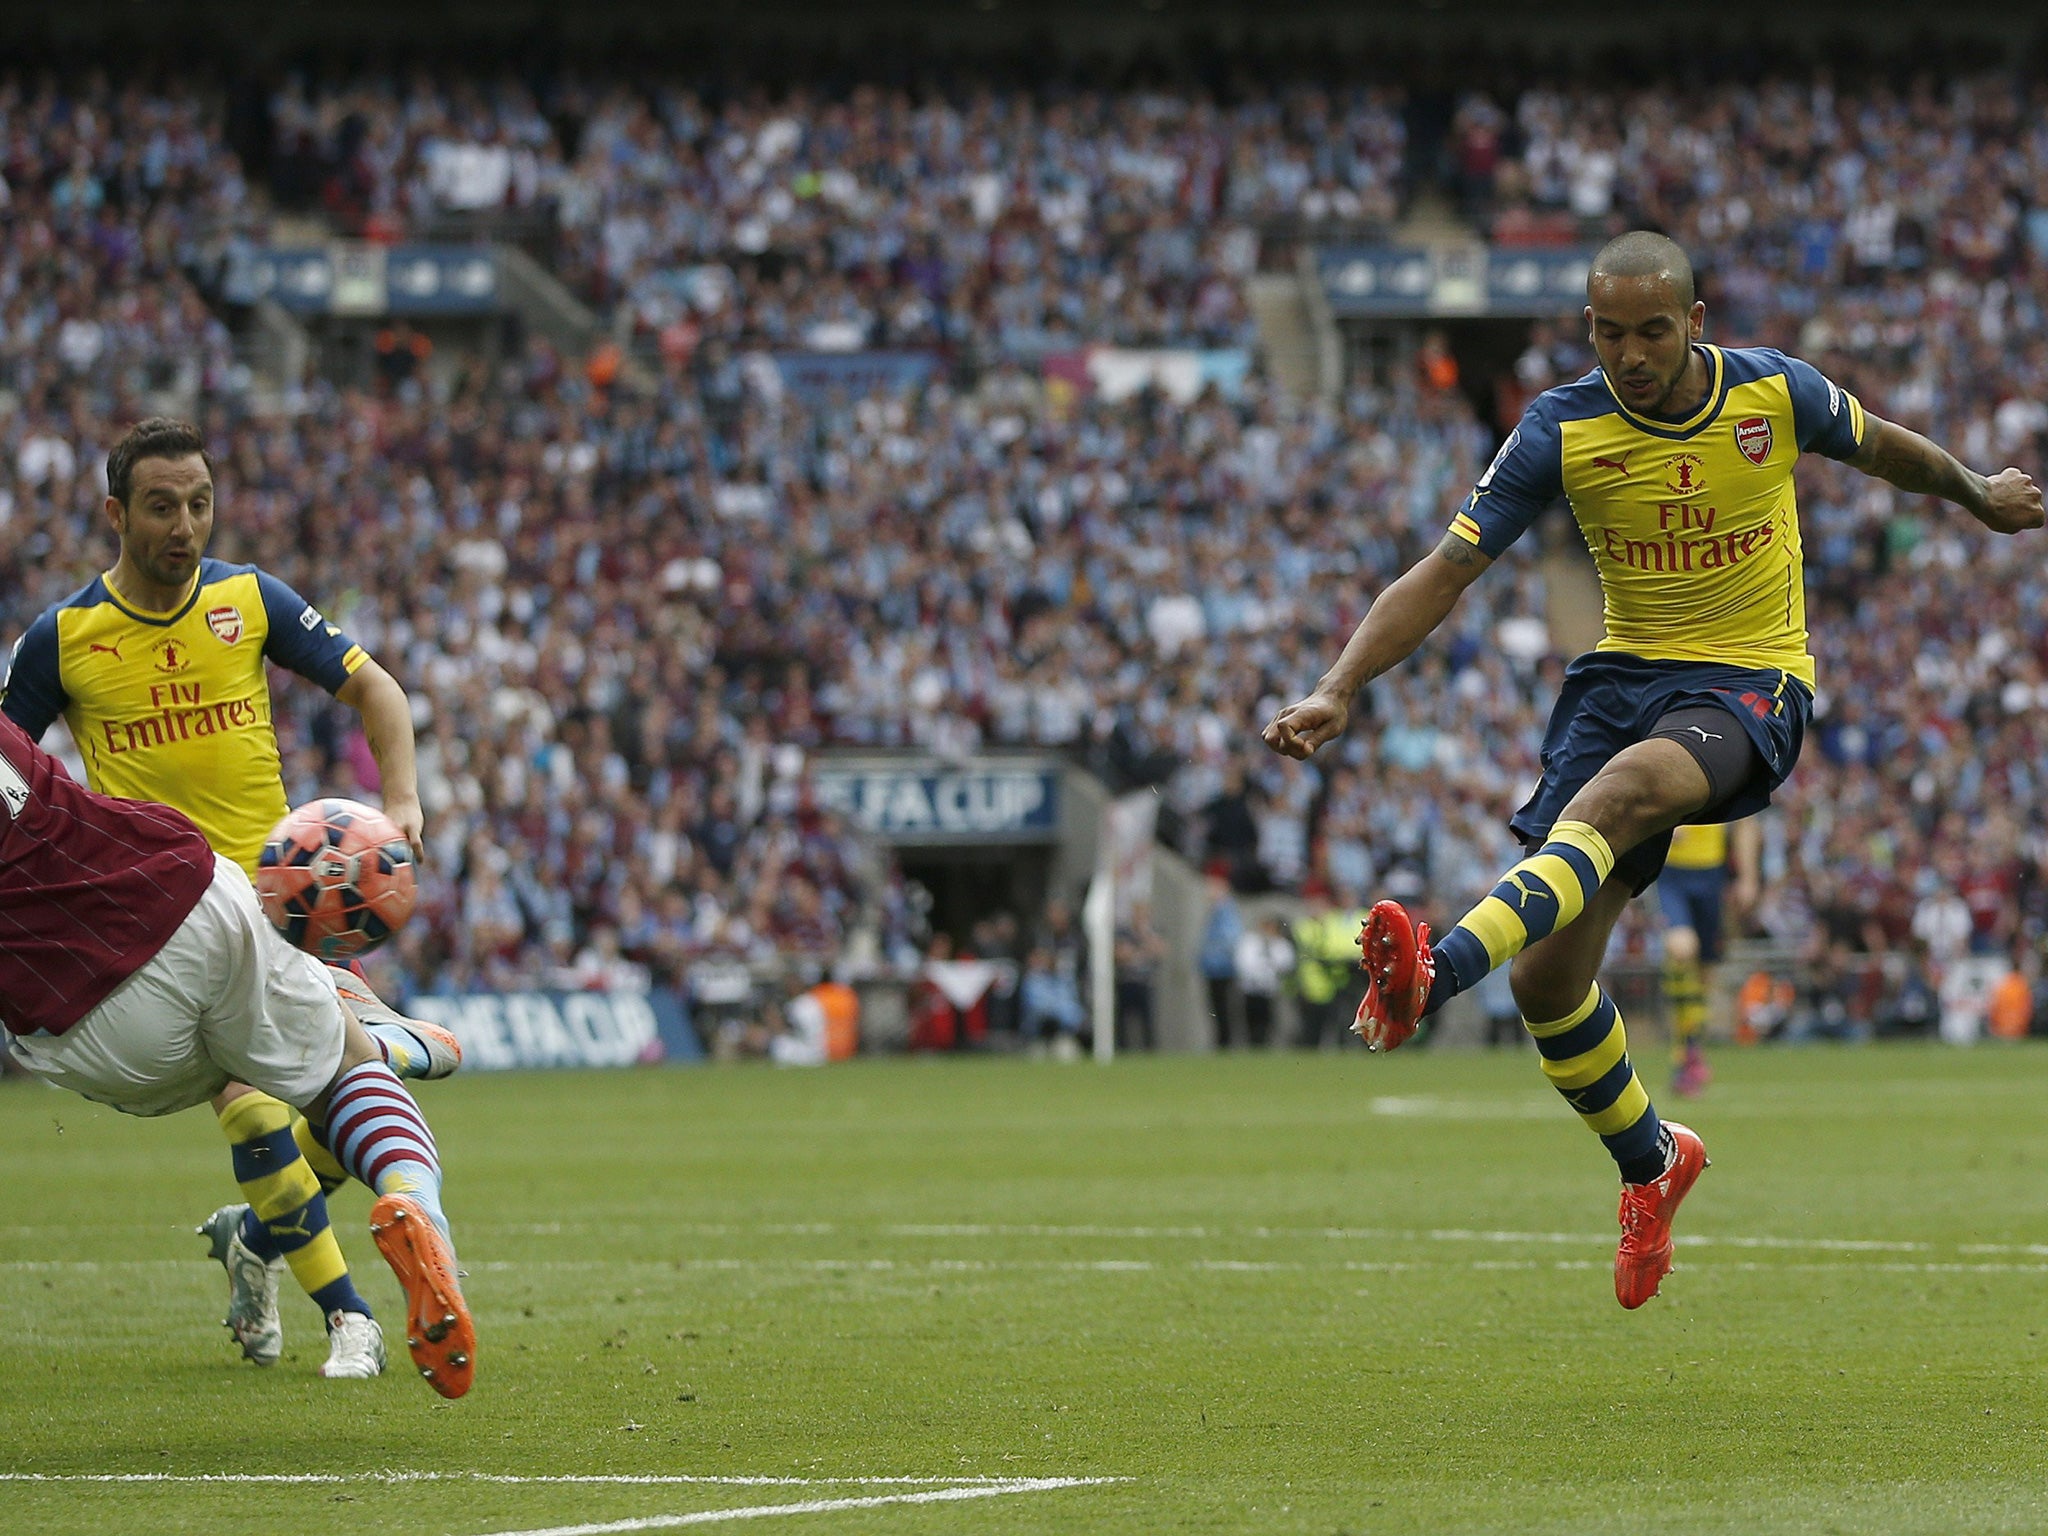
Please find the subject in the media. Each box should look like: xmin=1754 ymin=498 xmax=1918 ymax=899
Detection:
xmin=264 ymin=75 xmax=1411 ymax=358
xmin=1 ymin=63 xmax=2046 ymax=1043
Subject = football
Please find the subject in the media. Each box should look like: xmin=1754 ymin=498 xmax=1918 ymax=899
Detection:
xmin=255 ymin=797 xmax=418 ymax=961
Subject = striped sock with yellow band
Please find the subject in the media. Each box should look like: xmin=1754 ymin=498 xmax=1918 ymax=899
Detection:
xmin=1427 ymin=820 xmax=1617 ymax=1013
xmin=1663 ymin=954 xmax=1708 ymax=1061
xmin=294 ymin=1113 xmax=351 ymax=1198
xmin=218 ymin=1093 xmax=372 ymax=1321
xmin=1524 ymin=982 xmax=1669 ymax=1184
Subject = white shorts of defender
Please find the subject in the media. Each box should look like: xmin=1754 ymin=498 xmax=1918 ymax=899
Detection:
xmin=7 ymin=855 xmax=345 ymax=1117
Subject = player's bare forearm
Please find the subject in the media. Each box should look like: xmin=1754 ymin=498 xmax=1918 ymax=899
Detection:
xmin=1850 ymin=415 xmax=2045 ymax=534
xmin=1850 ymin=418 xmax=1983 ymax=506
xmin=1318 ymin=536 xmax=1485 ymax=695
xmin=1729 ymin=815 xmax=1763 ymax=914
xmin=1729 ymin=816 xmax=1761 ymax=883
xmin=337 ymin=659 xmax=425 ymax=858
xmin=1262 ymin=535 xmax=1491 ymax=761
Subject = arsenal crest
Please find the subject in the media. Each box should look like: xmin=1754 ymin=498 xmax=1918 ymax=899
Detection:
xmin=207 ymin=605 xmax=244 ymax=644
xmin=1735 ymin=416 xmax=1773 ymax=465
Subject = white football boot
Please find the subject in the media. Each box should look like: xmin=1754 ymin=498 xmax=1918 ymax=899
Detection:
xmin=319 ymin=1309 xmax=388 ymax=1379
xmin=330 ymin=965 xmax=464 ymax=1080
xmin=197 ymin=1204 xmax=283 ymax=1366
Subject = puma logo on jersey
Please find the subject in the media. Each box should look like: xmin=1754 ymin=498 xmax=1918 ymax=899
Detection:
xmin=88 ymin=641 xmax=123 ymax=660
xmin=1500 ymin=872 xmax=1550 ymax=910
xmin=1590 ymin=454 xmax=1632 ymax=477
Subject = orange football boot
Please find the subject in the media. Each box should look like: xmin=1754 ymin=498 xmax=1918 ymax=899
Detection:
xmin=1351 ymin=900 xmax=1435 ymax=1052
xmin=1614 ymin=1121 xmax=1709 ymax=1309
xmin=370 ymin=1195 xmax=475 ymax=1398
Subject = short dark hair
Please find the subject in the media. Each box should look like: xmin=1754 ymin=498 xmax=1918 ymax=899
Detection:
xmin=106 ymin=418 xmax=212 ymax=507
xmin=1588 ymin=230 xmax=1696 ymax=309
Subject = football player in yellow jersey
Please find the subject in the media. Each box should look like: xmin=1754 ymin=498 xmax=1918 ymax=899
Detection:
xmin=2 ymin=419 xmax=459 ymax=1382
xmin=1659 ymin=817 xmax=1760 ymax=1098
xmin=1266 ymin=231 xmax=2043 ymax=1310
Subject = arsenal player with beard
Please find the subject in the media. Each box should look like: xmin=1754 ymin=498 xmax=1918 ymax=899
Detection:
xmin=1 ymin=416 xmax=458 ymax=1385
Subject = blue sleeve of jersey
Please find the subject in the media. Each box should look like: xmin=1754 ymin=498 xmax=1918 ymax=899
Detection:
xmin=1450 ymin=404 xmax=1564 ymax=558
xmin=0 ymin=611 xmax=68 ymax=740
xmin=256 ymin=571 xmax=365 ymax=695
xmin=1774 ymin=350 xmax=1866 ymax=461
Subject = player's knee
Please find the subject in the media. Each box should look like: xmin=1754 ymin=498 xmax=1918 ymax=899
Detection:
xmin=1665 ymin=926 xmax=1700 ymax=964
xmin=1576 ymin=752 xmax=1700 ymax=847
xmin=210 ymin=1081 xmax=261 ymax=1115
xmin=337 ymin=1007 xmax=382 ymax=1072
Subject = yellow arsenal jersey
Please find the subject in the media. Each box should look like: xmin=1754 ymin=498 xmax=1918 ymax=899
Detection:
xmin=1448 ymin=344 xmax=1867 ymax=688
xmin=1 ymin=559 xmax=369 ymax=873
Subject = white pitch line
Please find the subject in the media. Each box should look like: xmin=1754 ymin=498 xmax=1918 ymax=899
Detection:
xmin=879 ymin=1221 xmax=1945 ymax=1254
xmin=1369 ymin=1095 xmax=1559 ymax=1120
xmin=473 ymin=1479 xmax=1114 ymax=1536
xmin=0 ymin=1225 xmax=2014 ymax=1278
xmin=0 ymin=1474 xmax=1092 ymax=1487
xmin=470 ymin=1259 xmax=1170 ymax=1275
xmin=474 ymin=1254 xmax=2048 ymax=1281
xmin=1367 ymin=1258 xmax=2048 ymax=1277
xmin=884 ymin=1236 xmax=1212 ymax=1245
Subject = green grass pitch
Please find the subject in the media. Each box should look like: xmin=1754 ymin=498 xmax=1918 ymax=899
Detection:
xmin=6 ymin=1043 xmax=2048 ymax=1535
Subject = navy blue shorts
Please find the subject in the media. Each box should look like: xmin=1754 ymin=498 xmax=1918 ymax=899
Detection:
xmin=1509 ymin=652 xmax=1811 ymax=894
xmin=1658 ymin=867 xmax=1729 ymax=961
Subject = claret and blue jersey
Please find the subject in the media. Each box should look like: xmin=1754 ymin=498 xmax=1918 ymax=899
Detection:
xmin=1449 ymin=344 xmax=1867 ymax=689
xmin=0 ymin=558 xmax=368 ymax=875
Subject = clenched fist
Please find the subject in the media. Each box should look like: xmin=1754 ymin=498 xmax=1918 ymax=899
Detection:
xmin=1263 ymin=688 xmax=1350 ymax=761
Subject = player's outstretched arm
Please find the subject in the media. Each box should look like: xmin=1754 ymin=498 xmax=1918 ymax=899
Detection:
xmin=336 ymin=659 xmax=426 ymax=862
xmin=1849 ymin=414 xmax=2045 ymax=535
xmin=1262 ymin=535 xmax=1493 ymax=761
xmin=1729 ymin=815 xmax=1763 ymax=922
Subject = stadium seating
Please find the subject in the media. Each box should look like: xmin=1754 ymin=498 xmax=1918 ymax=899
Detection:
xmin=1 ymin=68 xmax=2043 ymax=1037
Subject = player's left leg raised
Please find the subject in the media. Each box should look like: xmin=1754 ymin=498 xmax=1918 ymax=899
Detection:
xmin=1356 ymin=820 xmax=1616 ymax=1045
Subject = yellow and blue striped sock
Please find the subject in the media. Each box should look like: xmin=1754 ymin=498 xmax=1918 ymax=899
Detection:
xmin=218 ymin=1094 xmax=372 ymax=1321
xmin=1525 ymin=983 xmax=1668 ymax=1183
xmin=294 ymin=1113 xmax=350 ymax=1197
xmin=1428 ymin=820 xmax=1615 ymax=1012
xmin=1663 ymin=954 xmax=1707 ymax=1062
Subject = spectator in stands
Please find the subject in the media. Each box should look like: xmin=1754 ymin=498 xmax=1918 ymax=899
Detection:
xmin=1113 ymin=903 xmax=1167 ymax=1052
xmin=1231 ymin=913 xmax=1293 ymax=1050
xmin=1290 ymin=892 xmax=1356 ymax=1050
xmin=1201 ymin=763 xmax=1263 ymax=893
xmin=1197 ymin=872 xmax=1242 ymax=1048
xmin=1019 ymin=944 xmax=1086 ymax=1060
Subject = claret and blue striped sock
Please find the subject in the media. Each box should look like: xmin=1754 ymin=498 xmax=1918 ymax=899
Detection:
xmin=1425 ymin=820 xmax=1616 ymax=1015
xmin=317 ymin=1060 xmax=451 ymax=1242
